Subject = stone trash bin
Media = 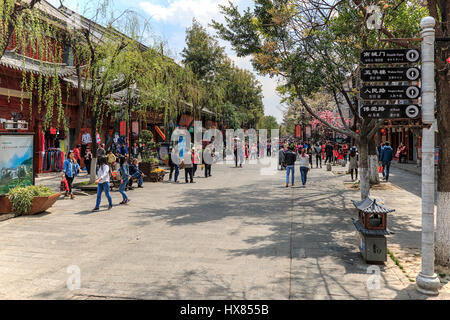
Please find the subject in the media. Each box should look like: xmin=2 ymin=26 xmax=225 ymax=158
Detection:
xmin=351 ymin=197 xmax=395 ymax=264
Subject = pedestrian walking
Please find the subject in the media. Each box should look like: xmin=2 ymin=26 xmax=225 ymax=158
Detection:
xmin=97 ymin=143 xmax=106 ymax=157
xmin=183 ymin=149 xmax=194 ymax=183
xmin=131 ymin=142 xmax=140 ymax=160
xmin=307 ymin=144 xmax=313 ymax=167
xmin=107 ymin=150 xmax=116 ymax=174
xmin=92 ymin=157 xmax=113 ymax=212
xmin=379 ymin=141 xmax=394 ymax=181
xmin=284 ymin=145 xmax=297 ymax=187
xmin=278 ymin=145 xmax=286 ymax=170
xmin=192 ymin=147 xmax=201 ymax=176
xmin=168 ymin=147 xmax=180 ymax=183
xmin=119 ymin=143 xmax=128 ymax=157
xmin=84 ymin=147 xmax=93 ymax=175
xmin=325 ymin=141 xmax=333 ymax=164
xmin=314 ymin=143 xmax=322 ymax=168
xmin=348 ymin=149 xmax=358 ymax=181
xmin=118 ymin=157 xmax=131 ymax=205
xmin=62 ymin=151 xmax=80 ymax=199
xmin=298 ymin=148 xmax=310 ymax=187
xmin=73 ymin=144 xmax=82 ymax=167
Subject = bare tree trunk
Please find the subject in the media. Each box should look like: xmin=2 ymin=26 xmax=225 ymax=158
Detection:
xmin=368 ymin=137 xmax=380 ymax=185
xmin=71 ymin=65 xmax=85 ymax=149
xmin=359 ymin=136 xmax=370 ymax=199
xmin=436 ymin=73 xmax=450 ymax=267
xmin=90 ymin=112 xmax=98 ymax=184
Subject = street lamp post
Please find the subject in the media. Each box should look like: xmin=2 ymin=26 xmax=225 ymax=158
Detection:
xmin=416 ymin=16 xmax=441 ymax=296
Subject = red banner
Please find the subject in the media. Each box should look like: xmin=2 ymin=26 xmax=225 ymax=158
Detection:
xmin=295 ymin=124 xmax=301 ymax=138
xmin=120 ymin=121 xmax=127 ymax=136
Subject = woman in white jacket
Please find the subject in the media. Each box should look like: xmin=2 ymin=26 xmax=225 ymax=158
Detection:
xmin=92 ymin=156 xmax=113 ymax=212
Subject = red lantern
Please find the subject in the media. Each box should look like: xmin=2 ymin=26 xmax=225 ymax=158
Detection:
xmin=380 ymin=128 xmax=387 ymax=136
xmin=356 ymin=129 xmax=359 ymax=134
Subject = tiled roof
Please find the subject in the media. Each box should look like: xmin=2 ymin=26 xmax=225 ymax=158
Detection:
xmin=0 ymin=51 xmax=77 ymax=77
xmin=351 ymin=197 xmax=395 ymax=214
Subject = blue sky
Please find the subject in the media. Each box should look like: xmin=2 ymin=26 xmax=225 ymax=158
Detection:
xmin=51 ymin=0 xmax=285 ymax=122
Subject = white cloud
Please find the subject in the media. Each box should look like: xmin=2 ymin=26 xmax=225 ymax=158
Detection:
xmin=139 ymin=0 xmax=231 ymax=27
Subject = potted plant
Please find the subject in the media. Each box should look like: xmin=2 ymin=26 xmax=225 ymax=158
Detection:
xmin=0 ymin=185 xmax=61 ymax=216
xmin=138 ymin=130 xmax=160 ymax=177
xmin=148 ymin=168 xmax=166 ymax=182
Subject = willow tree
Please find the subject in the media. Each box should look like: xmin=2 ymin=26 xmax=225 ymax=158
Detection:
xmin=0 ymin=1 xmax=72 ymax=132
xmin=0 ymin=0 xmax=40 ymax=57
xmin=59 ymin=3 xmax=147 ymax=182
xmin=213 ymin=0 xmax=427 ymax=199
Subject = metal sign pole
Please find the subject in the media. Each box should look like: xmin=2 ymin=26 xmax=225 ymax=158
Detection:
xmin=416 ymin=16 xmax=440 ymax=296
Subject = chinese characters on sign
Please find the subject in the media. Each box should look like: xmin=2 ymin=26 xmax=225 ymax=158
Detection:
xmin=360 ymin=104 xmax=421 ymax=119
xmin=360 ymin=86 xmax=420 ymax=100
xmin=360 ymin=67 xmax=420 ymax=82
xmin=360 ymin=48 xmax=422 ymax=120
xmin=360 ymin=49 xmax=420 ymax=64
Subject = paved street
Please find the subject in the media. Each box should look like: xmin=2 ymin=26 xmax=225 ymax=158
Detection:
xmin=0 ymin=162 xmax=448 ymax=299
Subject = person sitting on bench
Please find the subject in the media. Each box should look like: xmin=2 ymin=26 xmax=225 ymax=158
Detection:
xmin=128 ymin=158 xmax=144 ymax=188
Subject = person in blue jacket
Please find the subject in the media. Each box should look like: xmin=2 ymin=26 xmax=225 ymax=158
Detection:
xmin=118 ymin=156 xmax=131 ymax=204
xmin=379 ymin=141 xmax=394 ymax=182
xmin=62 ymin=151 xmax=80 ymax=199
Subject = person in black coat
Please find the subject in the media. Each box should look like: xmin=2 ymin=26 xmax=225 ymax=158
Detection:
xmin=325 ymin=141 xmax=334 ymax=164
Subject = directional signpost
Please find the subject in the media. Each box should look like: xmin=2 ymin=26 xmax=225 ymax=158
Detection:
xmin=360 ymin=48 xmax=421 ymax=120
xmin=360 ymin=67 xmax=420 ymax=82
xmin=360 ymin=49 xmax=420 ymax=64
xmin=360 ymin=104 xmax=421 ymax=119
xmin=360 ymin=85 xmax=420 ymax=100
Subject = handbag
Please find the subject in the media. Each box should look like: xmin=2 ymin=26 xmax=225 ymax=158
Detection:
xmin=378 ymin=165 xmax=383 ymax=173
xmin=60 ymin=177 xmax=69 ymax=192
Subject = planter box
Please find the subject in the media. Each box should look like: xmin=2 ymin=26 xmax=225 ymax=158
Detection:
xmin=145 ymin=171 xmax=166 ymax=182
xmin=0 ymin=193 xmax=61 ymax=215
xmin=139 ymin=162 xmax=157 ymax=177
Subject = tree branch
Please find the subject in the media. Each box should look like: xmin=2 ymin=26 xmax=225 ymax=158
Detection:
xmin=294 ymin=83 xmax=357 ymax=139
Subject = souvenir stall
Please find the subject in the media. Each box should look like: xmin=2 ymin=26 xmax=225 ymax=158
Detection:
xmin=38 ymin=126 xmax=65 ymax=173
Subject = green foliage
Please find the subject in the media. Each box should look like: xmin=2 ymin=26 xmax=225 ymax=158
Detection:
xmin=182 ymin=19 xmax=226 ymax=81
xmin=0 ymin=0 xmax=65 ymax=130
xmin=182 ymin=19 xmax=264 ymax=128
xmin=213 ymin=0 xmax=428 ymax=138
xmin=7 ymin=185 xmax=54 ymax=216
xmin=138 ymin=130 xmax=159 ymax=162
xmin=257 ymin=115 xmax=279 ymax=131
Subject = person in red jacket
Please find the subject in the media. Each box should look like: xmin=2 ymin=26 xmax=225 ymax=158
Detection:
xmin=73 ymin=144 xmax=82 ymax=167
xmin=342 ymin=143 xmax=349 ymax=161
xmin=321 ymin=143 xmax=326 ymax=160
